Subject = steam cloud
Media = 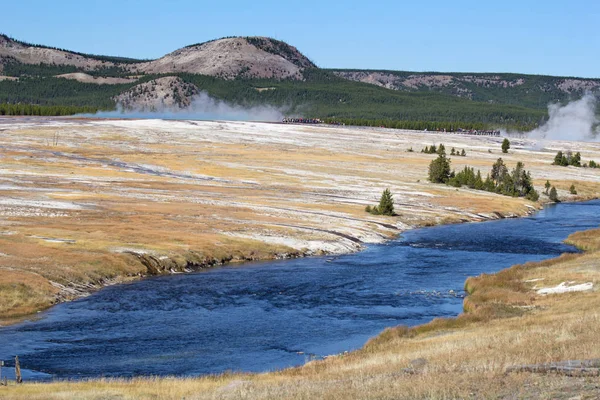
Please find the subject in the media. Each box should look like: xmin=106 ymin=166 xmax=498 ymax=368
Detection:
xmin=525 ymin=94 xmax=599 ymax=142
xmin=89 ymin=92 xmax=286 ymax=122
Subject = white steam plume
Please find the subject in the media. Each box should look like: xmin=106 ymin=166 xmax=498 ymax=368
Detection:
xmin=526 ymin=94 xmax=599 ymax=142
xmin=88 ymin=92 xmax=286 ymax=122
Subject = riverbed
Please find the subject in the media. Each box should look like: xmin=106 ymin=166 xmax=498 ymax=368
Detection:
xmin=1 ymin=200 xmax=599 ymax=381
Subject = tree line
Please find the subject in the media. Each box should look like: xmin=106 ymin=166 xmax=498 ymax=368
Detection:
xmin=420 ymin=143 xmax=466 ymax=156
xmin=0 ymin=67 xmax=550 ymax=128
xmin=2 ymin=60 xmax=133 ymax=78
xmin=552 ymin=149 xmax=600 ymax=170
xmin=0 ymin=76 xmax=135 ymax=108
xmin=0 ymin=103 xmax=98 ymax=116
xmin=553 ymin=151 xmax=581 ymax=167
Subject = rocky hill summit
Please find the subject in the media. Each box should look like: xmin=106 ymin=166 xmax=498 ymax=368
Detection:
xmin=134 ymin=37 xmax=314 ymax=79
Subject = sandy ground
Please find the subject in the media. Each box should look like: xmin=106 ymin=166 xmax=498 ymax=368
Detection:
xmin=1 ymin=117 xmax=600 ymax=321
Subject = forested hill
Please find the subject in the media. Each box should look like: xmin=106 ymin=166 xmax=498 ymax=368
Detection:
xmin=332 ymin=69 xmax=600 ymax=110
xmin=0 ymin=33 xmax=597 ymax=129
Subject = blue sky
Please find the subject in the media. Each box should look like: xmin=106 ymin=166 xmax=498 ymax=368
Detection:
xmin=2 ymin=0 xmax=598 ymax=78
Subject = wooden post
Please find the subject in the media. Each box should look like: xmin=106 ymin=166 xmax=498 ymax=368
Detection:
xmin=15 ymin=356 xmax=22 ymax=384
xmin=0 ymin=360 xmax=3 ymax=385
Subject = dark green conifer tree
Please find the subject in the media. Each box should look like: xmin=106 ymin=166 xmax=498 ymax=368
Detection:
xmin=377 ymin=189 xmax=395 ymax=216
xmin=428 ymin=154 xmax=452 ymax=183
xmin=501 ymin=138 xmax=510 ymax=153
xmin=549 ymin=186 xmax=559 ymax=202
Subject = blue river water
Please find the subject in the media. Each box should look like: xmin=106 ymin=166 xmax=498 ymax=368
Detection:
xmin=0 ymin=200 xmax=599 ymax=381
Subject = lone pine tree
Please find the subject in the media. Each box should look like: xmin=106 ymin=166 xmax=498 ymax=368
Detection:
xmin=428 ymin=154 xmax=452 ymax=183
xmin=377 ymin=188 xmax=395 ymax=216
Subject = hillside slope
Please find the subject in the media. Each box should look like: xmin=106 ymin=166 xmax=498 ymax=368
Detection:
xmin=135 ymin=37 xmax=314 ymax=79
xmin=0 ymin=34 xmax=119 ymax=71
xmin=333 ymin=69 xmax=600 ymax=109
xmin=0 ymin=35 xmax=314 ymax=80
xmin=114 ymin=76 xmax=199 ymax=109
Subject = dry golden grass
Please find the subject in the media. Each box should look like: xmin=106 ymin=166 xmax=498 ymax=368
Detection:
xmin=0 ymin=119 xmax=599 ymax=322
xmin=2 ymin=119 xmax=600 ymax=398
xmin=566 ymin=228 xmax=600 ymax=251
xmin=8 ymin=120 xmax=598 ymax=322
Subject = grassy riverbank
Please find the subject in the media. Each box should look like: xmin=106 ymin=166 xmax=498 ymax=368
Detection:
xmin=8 ymin=118 xmax=594 ymax=324
xmin=2 ymin=223 xmax=599 ymax=399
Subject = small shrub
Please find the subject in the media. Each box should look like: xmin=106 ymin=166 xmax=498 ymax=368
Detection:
xmin=570 ymin=184 xmax=577 ymax=195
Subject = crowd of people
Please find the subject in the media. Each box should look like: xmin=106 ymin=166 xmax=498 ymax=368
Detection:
xmin=281 ymin=117 xmax=501 ymax=136
xmin=282 ymin=117 xmax=323 ymax=124
xmin=454 ymin=128 xmax=501 ymax=136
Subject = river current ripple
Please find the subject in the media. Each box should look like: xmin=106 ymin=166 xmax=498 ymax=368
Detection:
xmin=1 ymin=201 xmax=599 ymax=381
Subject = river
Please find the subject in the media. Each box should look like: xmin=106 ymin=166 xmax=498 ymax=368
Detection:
xmin=1 ymin=200 xmax=599 ymax=381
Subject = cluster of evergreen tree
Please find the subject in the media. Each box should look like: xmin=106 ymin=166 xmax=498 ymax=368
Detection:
xmin=422 ymin=144 xmax=466 ymax=156
xmin=365 ymin=189 xmax=396 ymax=216
xmin=0 ymin=76 xmax=140 ymax=108
xmin=544 ymin=181 xmax=560 ymax=202
xmin=2 ymin=61 xmax=79 ymax=77
xmin=588 ymin=160 xmax=600 ymax=168
xmin=2 ymin=61 xmax=134 ymax=78
xmin=429 ymin=153 xmax=539 ymax=201
xmin=552 ymin=151 xmax=600 ymax=169
xmin=450 ymin=147 xmax=467 ymax=156
xmin=0 ymin=103 xmax=97 ymax=116
xmin=553 ymin=151 xmax=581 ymax=167
xmin=421 ymin=144 xmax=440 ymax=154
